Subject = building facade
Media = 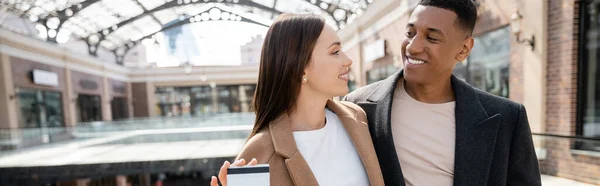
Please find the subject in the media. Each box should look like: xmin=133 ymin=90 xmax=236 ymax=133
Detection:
xmin=240 ymin=35 xmax=264 ymax=66
xmin=0 ymin=28 xmax=259 ymax=149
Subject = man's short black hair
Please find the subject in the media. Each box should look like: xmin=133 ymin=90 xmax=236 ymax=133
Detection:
xmin=419 ymin=0 xmax=478 ymax=36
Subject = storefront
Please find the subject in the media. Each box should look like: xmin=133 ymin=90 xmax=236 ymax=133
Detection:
xmin=155 ymin=84 xmax=256 ymax=117
xmin=11 ymin=57 xmax=67 ymax=128
xmin=109 ymin=79 xmax=129 ymax=121
xmin=71 ymin=71 xmax=104 ymax=123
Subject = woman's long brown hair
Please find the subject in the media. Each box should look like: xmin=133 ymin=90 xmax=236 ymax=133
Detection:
xmin=248 ymin=14 xmax=325 ymax=138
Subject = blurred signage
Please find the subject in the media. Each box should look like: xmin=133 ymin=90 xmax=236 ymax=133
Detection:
xmin=113 ymin=84 xmax=126 ymax=94
xmin=363 ymin=39 xmax=386 ymax=63
xmin=32 ymin=69 xmax=59 ymax=87
xmin=80 ymin=79 xmax=98 ymax=90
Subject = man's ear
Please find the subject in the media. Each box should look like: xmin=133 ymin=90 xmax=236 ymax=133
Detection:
xmin=455 ymin=37 xmax=474 ymax=62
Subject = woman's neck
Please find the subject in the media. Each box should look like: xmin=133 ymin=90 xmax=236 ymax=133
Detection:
xmin=289 ymin=90 xmax=328 ymax=131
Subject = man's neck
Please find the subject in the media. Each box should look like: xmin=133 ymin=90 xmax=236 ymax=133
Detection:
xmin=402 ymin=77 xmax=455 ymax=104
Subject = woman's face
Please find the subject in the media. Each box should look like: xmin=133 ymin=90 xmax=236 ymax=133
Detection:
xmin=302 ymin=24 xmax=353 ymax=98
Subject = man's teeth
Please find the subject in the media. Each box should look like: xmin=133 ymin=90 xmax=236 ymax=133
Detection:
xmin=408 ymin=58 xmax=425 ymax=65
xmin=339 ymin=74 xmax=348 ymax=79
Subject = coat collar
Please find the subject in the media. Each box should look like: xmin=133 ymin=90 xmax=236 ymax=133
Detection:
xmin=361 ymin=69 xmax=501 ymax=185
xmin=268 ymin=99 xmax=384 ymax=185
xmin=268 ymin=99 xmax=355 ymax=158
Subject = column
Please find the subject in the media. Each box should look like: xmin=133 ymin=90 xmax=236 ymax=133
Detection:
xmin=211 ymin=83 xmax=219 ymax=113
xmin=146 ymin=82 xmax=157 ymax=117
xmin=64 ymin=69 xmax=77 ymax=127
xmin=0 ymin=53 xmax=18 ymax=129
xmin=239 ymin=85 xmax=249 ymax=112
xmin=115 ymin=175 xmax=127 ymax=186
xmin=101 ymin=76 xmax=112 ymax=121
xmin=189 ymin=87 xmax=197 ymax=116
xmin=127 ymin=82 xmax=134 ymax=119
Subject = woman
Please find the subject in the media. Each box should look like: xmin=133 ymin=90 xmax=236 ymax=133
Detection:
xmin=210 ymin=13 xmax=384 ymax=186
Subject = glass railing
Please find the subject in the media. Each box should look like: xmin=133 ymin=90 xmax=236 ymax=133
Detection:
xmin=1 ymin=127 xmax=599 ymax=185
xmin=0 ymin=112 xmax=256 ymax=152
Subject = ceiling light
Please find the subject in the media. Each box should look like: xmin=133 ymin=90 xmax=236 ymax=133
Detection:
xmin=19 ymin=3 xmax=31 ymax=11
xmin=48 ymin=29 xmax=57 ymax=38
xmin=65 ymin=8 xmax=73 ymax=16
xmin=88 ymin=34 xmax=100 ymax=44
xmin=201 ymin=13 xmax=210 ymax=21
xmin=221 ymin=12 xmax=230 ymax=20
xmin=29 ymin=15 xmax=39 ymax=22
xmin=209 ymin=8 xmax=222 ymax=20
xmin=56 ymin=29 xmax=71 ymax=43
xmin=46 ymin=17 xmax=60 ymax=29
xmin=333 ymin=9 xmax=346 ymax=21
xmin=35 ymin=24 xmax=47 ymax=39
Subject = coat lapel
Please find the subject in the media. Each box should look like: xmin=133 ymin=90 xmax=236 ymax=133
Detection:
xmin=358 ymin=70 xmax=406 ymax=186
xmin=359 ymin=71 xmax=501 ymax=186
xmin=268 ymin=114 xmax=319 ymax=186
xmin=284 ymin=153 xmax=319 ymax=186
xmin=327 ymin=100 xmax=385 ymax=185
xmin=451 ymin=76 xmax=501 ymax=186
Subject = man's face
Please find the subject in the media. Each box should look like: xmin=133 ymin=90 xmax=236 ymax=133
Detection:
xmin=401 ymin=5 xmax=474 ymax=85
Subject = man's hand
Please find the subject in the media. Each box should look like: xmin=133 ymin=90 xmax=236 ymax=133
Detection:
xmin=210 ymin=158 xmax=259 ymax=186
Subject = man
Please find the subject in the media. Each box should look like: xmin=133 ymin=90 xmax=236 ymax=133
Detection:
xmin=343 ymin=0 xmax=541 ymax=185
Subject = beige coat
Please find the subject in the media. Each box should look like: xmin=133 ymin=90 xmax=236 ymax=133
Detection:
xmin=236 ymin=99 xmax=385 ymax=186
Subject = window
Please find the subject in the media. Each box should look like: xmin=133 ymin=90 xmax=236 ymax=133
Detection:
xmin=366 ymin=64 xmax=399 ymax=85
xmin=452 ymin=27 xmax=511 ymax=98
xmin=155 ymin=84 xmax=256 ymax=116
xmin=578 ymin=0 xmax=600 ymax=151
xmin=17 ymin=89 xmax=64 ymax=128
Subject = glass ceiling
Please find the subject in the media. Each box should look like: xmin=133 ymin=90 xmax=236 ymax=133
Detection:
xmin=0 ymin=0 xmax=373 ymax=55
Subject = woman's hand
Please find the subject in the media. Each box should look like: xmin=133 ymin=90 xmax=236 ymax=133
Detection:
xmin=210 ymin=158 xmax=258 ymax=186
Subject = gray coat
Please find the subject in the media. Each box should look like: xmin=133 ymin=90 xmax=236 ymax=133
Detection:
xmin=343 ymin=70 xmax=542 ymax=186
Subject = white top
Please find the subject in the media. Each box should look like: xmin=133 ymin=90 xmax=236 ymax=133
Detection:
xmin=391 ymin=80 xmax=456 ymax=186
xmin=293 ymin=109 xmax=370 ymax=186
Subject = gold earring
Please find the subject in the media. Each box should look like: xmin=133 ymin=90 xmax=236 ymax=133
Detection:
xmin=302 ymin=76 xmax=308 ymax=83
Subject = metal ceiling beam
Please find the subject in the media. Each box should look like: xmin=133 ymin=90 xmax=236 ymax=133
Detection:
xmin=39 ymin=0 xmax=101 ymax=43
xmin=301 ymin=0 xmax=370 ymax=28
xmin=271 ymin=0 xmax=279 ymax=19
xmin=133 ymin=0 xmax=164 ymax=26
xmin=111 ymin=6 xmax=270 ymax=65
xmin=107 ymin=0 xmax=370 ymax=63
xmin=93 ymin=0 xmax=281 ymax=42
xmin=86 ymin=0 xmax=281 ymax=57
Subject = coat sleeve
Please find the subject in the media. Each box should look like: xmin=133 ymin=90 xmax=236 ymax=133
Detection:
xmin=507 ymin=104 xmax=542 ymax=186
xmin=235 ymin=132 xmax=275 ymax=165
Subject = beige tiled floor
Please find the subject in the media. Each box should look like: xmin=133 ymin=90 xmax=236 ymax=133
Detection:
xmin=542 ymin=175 xmax=597 ymax=186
